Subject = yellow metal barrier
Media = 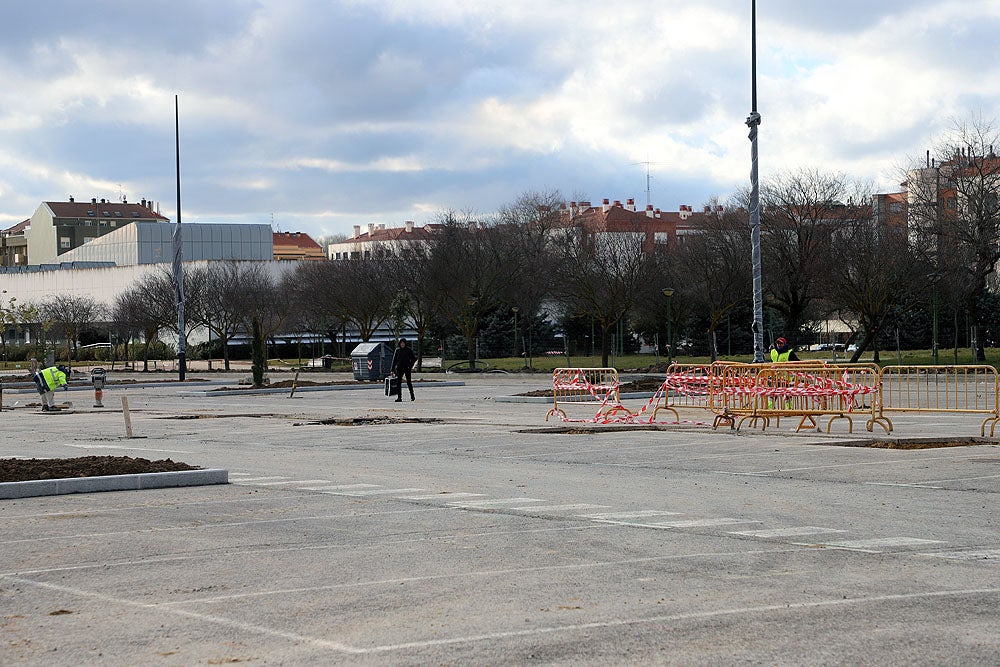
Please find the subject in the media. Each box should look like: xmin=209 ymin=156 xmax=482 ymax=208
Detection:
xmin=650 ymin=363 xmax=715 ymax=422
xmin=712 ymin=363 xmax=888 ymax=433
xmin=878 ymin=365 xmax=1000 ymax=436
xmin=545 ymin=367 xmax=630 ymax=422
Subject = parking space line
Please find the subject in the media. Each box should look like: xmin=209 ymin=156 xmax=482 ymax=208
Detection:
xmin=332 ymin=488 xmax=425 ymax=496
xmin=252 ymin=480 xmax=331 ymax=486
xmin=401 ymin=493 xmax=486 ymax=500
xmin=740 ymin=453 xmax=977 ymax=475
xmin=581 ymin=510 xmax=682 ymax=520
xmin=729 ymin=526 xmax=847 ymax=538
xmin=918 ymin=473 xmax=1000 ymax=484
xmin=448 ymin=497 xmax=546 ymax=507
xmin=919 ymin=549 xmax=1000 ymax=561
xmin=649 ymin=518 xmax=759 ymax=528
xmin=302 ymin=484 xmax=381 ymax=491
xmin=509 ymin=504 xmax=611 ymax=512
xmin=808 ymin=537 xmax=946 ymax=551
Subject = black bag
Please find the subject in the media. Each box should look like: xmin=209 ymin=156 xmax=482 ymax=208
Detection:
xmin=385 ymin=375 xmax=401 ymax=397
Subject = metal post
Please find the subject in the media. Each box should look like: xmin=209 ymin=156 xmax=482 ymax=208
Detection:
xmin=747 ymin=0 xmax=765 ymax=362
xmin=173 ymin=95 xmax=186 ymax=381
xmin=512 ymin=307 xmax=518 ymax=358
xmin=662 ymin=288 xmax=675 ymax=365
xmin=932 ymin=283 xmax=939 ymax=364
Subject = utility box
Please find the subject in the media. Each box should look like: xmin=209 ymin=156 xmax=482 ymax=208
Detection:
xmin=351 ymin=342 xmax=393 ymax=381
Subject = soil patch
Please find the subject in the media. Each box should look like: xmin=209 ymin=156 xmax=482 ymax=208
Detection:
xmin=295 ymin=416 xmax=444 ymax=426
xmin=0 ymin=456 xmax=200 ymax=483
xmin=861 ymin=439 xmax=996 ymax=450
xmin=516 ymin=377 xmax=664 ymax=397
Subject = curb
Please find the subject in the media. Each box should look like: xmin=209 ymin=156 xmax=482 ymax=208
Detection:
xmin=177 ymin=381 xmax=466 ymax=397
xmin=0 ymin=468 xmax=229 ymax=500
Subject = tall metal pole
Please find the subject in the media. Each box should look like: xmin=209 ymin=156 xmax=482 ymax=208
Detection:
xmin=747 ymin=0 xmax=765 ymax=362
xmin=173 ymin=95 xmax=187 ymax=381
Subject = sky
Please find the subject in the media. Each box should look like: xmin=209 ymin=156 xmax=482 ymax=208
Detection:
xmin=2 ymin=0 xmax=999 ymax=240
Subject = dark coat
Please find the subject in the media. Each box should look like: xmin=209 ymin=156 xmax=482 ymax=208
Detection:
xmin=392 ymin=345 xmax=416 ymax=374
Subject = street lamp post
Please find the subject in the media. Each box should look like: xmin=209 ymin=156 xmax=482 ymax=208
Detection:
xmin=662 ymin=288 xmax=675 ymax=365
xmin=747 ymin=0 xmax=765 ymax=363
xmin=932 ymin=280 xmax=939 ymax=365
xmin=511 ymin=307 xmax=519 ymax=360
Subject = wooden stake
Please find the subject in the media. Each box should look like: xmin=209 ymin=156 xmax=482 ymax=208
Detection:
xmin=289 ymin=369 xmax=300 ymax=398
xmin=122 ymin=395 xmax=134 ymax=438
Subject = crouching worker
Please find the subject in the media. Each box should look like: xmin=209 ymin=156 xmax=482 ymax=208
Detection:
xmin=33 ymin=365 xmax=70 ymax=412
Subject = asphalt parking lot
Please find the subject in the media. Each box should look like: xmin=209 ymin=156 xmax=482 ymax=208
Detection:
xmin=2 ymin=372 xmax=998 ymax=665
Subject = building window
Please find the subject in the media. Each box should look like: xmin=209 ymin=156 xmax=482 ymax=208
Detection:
xmin=60 ymin=236 xmax=71 ymax=249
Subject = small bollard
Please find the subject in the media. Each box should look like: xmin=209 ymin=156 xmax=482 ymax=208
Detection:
xmin=91 ymin=367 xmax=107 ymax=408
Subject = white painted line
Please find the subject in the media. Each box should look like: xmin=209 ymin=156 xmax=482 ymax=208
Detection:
xmin=740 ymin=453 xmax=975 ymax=475
xmin=252 ymin=480 xmax=331 ymax=486
xmin=919 ymin=473 xmax=1000 ymax=484
xmin=865 ymin=482 xmax=944 ymax=489
xmin=509 ymin=504 xmax=611 ymax=512
xmin=334 ymin=488 xmax=424 ymax=496
xmin=818 ymin=537 xmax=947 ymax=550
xmin=920 ymin=549 xmax=1000 ymax=561
xmin=10 ymin=576 xmax=997 ymax=656
xmin=448 ymin=497 xmax=546 ymax=507
xmin=302 ymin=484 xmax=381 ymax=491
xmin=581 ymin=510 xmax=682 ymax=520
xmin=400 ymin=493 xmax=486 ymax=500
xmin=650 ymin=518 xmax=760 ymax=528
xmin=230 ymin=476 xmax=289 ymax=483
xmin=729 ymin=526 xmax=848 ymax=538
xmin=64 ymin=444 xmax=192 ymax=454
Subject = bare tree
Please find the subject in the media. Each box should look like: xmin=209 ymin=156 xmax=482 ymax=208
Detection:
xmin=192 ymin=262 xmax=260 ymax=370
xmin=907 ymin=115 xmax=1000 ymax=360
xmin=672 ymin=206 xmax=751 ymax=361
xmin=0 ymin=295 xmax=38 ymax=360
xmin=425 ymin=211 xmax=515 ymax=368
xmin=496 ymin=190 xmax=563 ymax=364
xmin=551 ymin=218 xmax=660 ymax=367
xmin=826 ymin=210 xmax=919 ymax=362
xmin=39 ymin=294 xmax=104 ymax=362
xmin=228 ymin=263 xmax=295 ymax=386
xmin=759 ymin=169 xmax=863 ymax=339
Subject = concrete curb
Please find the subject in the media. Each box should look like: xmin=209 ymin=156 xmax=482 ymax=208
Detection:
xmin=177 ymin=381 xmax=466 ymax=397
xmin=0 ymin=468 xmax=229 ymax=500
xmin=495 ymin=392 xmax=657 ymax=404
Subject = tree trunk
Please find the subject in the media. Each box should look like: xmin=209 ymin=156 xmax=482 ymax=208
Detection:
xmin=251 ymin=316 xmax=266 ymax=387
xmin=600 ymin=323 xmax=611 ymax=367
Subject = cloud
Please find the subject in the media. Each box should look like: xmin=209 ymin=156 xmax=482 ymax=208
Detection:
xmin=1 ymin=0 xmax=999 ymax=239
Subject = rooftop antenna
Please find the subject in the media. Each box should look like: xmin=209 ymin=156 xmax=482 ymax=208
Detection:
xmin=630 ymin=160 xmax=663 ymax=208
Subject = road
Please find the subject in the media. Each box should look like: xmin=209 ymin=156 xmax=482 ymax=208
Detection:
xmin=1 ymin=372 xmax=998 ymax=665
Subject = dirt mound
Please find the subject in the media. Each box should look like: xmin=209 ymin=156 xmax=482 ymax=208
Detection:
xmin=0 ymin=456 xmax=200 ymax=482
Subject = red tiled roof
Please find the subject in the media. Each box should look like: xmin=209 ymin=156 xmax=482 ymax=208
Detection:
xmin=2 ymin=219 xmax=30 ymax=235
xmin=273 ymin=231 xmax=321 ymax=251
xmin=45 ymin=201 xmax=169 ymax=221
xmin=352 ymin=223 xmax=443 ymax=242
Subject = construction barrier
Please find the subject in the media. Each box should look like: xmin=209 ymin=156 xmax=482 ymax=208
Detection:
xmin=878 ymin=365 xmax=1000 ymax=436
xmin=711 ymin=363 xmax=887 ymax=433
xmin=545 ymin=368 xmax=630 ymax=422
xmin=545 ymin=362 xmax=1000 ymax=435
